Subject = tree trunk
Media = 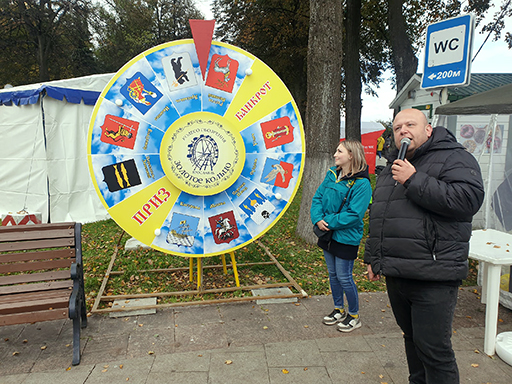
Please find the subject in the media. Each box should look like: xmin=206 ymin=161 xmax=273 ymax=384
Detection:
xmin=344 ymin=0 xmax=362 ymax=141
xmin=296 ymin=0 xmax=343 ymax=244
xmin=388 ymin=0 xmax=418 ymax=114
xmin=38 ymin=34 xmax=50 ymax=82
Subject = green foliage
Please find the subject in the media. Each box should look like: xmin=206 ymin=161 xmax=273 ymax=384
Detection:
xmin=212 ymin=0 xmax=309 ymax=115
xmin=91 ymin=0 xmax=203 ymax=72
xmin=0 ymin=0 xmax=98 ymax=86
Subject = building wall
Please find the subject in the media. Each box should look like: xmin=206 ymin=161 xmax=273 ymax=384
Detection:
xmin=446 ymin=114 xmax=511 ymax=230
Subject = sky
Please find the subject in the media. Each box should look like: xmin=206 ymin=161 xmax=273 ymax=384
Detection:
xmin=194 ymin=0 xmax=512 ymax=122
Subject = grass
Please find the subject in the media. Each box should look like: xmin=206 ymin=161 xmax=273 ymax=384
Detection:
xmin=81 ymin=175 xmax=478 ymax=311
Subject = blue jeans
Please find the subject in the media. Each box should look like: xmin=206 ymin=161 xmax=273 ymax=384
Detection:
xmin=386 ymin=277 xmax=459 ymax=384
xmin=323 ymin=250 xmax=358 ymax=314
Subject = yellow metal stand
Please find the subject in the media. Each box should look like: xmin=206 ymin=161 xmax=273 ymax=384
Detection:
xmin=189 ymin=251 xmax=240 ymax=289
xmin=91 ymin=231 xmax=307 ymax=314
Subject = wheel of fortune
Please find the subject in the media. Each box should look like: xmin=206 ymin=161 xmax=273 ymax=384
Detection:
xmin=87 ymin=30 xmax=305 ymax=257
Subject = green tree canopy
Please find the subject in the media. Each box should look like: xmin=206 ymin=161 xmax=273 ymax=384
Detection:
xmin=91 ymin=0 xmax=203 ymax=73
xmin=212 ymin=0 xmax=309 ymax=118
xmin=0 ymin=0 xmax=97 ymax=86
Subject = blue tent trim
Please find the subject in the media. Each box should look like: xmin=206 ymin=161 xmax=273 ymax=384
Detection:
xmin=0 ymin=86 xmax=101 ymax=106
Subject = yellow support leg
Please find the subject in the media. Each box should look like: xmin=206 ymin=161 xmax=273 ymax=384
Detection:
xmin=189 ymin=257 xmax=194 ymax=282
xmin=229 ymin=251 xmax=240 ymax=287
xmin=197 ymin=257 xmax=202 ymax=289
xmin=221 ymin=254 xmax=227 ymax=274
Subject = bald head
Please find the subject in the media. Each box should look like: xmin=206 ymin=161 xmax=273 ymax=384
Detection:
xmin=393 ymin=109 xmax=432 ymax=158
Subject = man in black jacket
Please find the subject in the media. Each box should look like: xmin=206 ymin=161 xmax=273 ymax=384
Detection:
xmin=365 ymin=108 xmax=484 ymax=384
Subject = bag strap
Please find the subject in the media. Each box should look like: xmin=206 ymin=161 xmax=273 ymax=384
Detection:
xmin=337 ymin=178 xmax=357 ymax=212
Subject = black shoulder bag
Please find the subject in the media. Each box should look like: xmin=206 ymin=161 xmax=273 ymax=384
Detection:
xmin=313 ymin=179 xmax=355 ymax=242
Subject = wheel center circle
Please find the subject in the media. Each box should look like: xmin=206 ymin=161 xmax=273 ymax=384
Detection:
xmin=160 ymin=112 xmax=246 ymax=196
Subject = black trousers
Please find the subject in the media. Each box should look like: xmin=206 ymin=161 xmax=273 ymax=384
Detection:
xmin=386 ymin=276 xmax=460 ymax=384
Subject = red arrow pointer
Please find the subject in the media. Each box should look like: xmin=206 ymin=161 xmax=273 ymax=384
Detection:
xmin=189 ymin=19 xmax=215 ymax=81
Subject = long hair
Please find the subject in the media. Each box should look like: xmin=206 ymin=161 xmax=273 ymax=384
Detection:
xmin=337 ymin=140 xmax=367 ymax=176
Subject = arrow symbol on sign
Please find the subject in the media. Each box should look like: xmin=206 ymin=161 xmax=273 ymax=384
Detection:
xmin=428 ymin=73 xmax=436 ymax=80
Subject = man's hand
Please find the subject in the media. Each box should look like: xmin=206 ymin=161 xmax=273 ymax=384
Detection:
xmin=316 ymin=219 xmax=329 ymax=231
xmin=367 ymin=264 xmax=380 ymax=281
xmin=392 ymin=159 xmax=416 ymax=185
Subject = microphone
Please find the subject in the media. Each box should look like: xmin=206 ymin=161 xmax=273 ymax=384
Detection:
xmin=397 ymin=138 xmax=411 ymax=161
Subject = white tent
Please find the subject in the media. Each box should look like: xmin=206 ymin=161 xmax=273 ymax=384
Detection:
xmin=0 ymin=74 xmax=114 ymax=223
xmin=434 ymin=83 xmax=512 ymax=232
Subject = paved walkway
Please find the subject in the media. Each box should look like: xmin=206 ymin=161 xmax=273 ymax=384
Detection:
xmin=1 ymin=288 xmax=512 ymax=383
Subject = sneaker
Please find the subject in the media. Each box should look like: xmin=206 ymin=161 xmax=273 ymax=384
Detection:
xmin=323 ymin=308 xmax=346 ymax=325
xmin=337 ymin=314 xmax=361 ymax=332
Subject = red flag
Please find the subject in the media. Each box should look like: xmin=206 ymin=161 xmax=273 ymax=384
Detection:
xmin=260 ymin=116 xmax=295 ymax=149
xmin=208 ymin=211 xmax=239 ymax=244
xmin=100 ymin=115 xmax=139 ymax=149
xmin=274 ymin=161 xmax=294 ymax=188
xmin=205 ymin=54 xmax=238 ymax=93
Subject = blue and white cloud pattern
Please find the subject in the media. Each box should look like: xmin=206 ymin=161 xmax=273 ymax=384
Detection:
xmin=225 ymin=176 xmax=286 ymax=237
xmin=202 ymin=191 xmax=251 ymax=253
xmin=145 ymin=43 xmax=203 ymax=116
xmin=240 ymin=102 xmax=302 ymax=154
xmin=152 ymin=192 xmax=205 ymax=255
xmin=90 ymin=99 xmax=164 ymax=156
xmin=241 ymin=152 xmax=302 ymax=202
xmin=103 ymin=56 xmax=180 ymax=132
xmin=202 ymin=45 xmax=255 ymax=116
xmin=90 ymin=153 xmax=165 ymax=208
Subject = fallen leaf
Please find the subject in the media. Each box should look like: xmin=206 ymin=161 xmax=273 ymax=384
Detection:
xmin=66 ymin=344 xmax=71 ymax=347
xmin=471 ymin=363 xmax=479 ymax=368
xmin=225 ymin=360 xmax=233 ymax=365
xmin=119 ymin=364 xmax=123 ymax=369
xmin=102 ymin=369 xmax=108 ymax=373
xmin=379 ymin=374 xmax=384 ymax=378
xmin=138 ymin=324 xmax=143 ymax=327
xmin=13 ymin=351 xmax=19 ymax=356
xmin=66 ymin=367 xmax=71 ymax=371
xmin=304 ymin=325 xmax=309 ymax=328
xmin=4 ymin=338 xmax=9 ymax=341
xmin=41 ymin=346 xmax=47 ymax=350
xmin=474 ymin=350 xmax=480 ymax=354
xmin=282 ymin=369 xmax=289 ymax=374
xmin=304 ymin=367 xmax=308 ymax=371
xmin=23 ymin=339 xmax=28 ymax=343
xmin=148 ymin=351 xmax=154 ymax=355
xmin=263 ymin=326 xmax=269 ymax=330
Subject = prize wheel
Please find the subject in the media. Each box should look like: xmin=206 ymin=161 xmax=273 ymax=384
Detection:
xmin=87 ymin=36 xmax=305 ymax=257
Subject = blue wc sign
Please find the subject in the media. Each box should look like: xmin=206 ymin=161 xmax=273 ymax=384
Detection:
xmin=421 ymin=14 xmax=475 ymax=89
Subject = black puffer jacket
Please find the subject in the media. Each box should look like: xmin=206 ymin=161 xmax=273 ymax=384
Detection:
xmin=364 ymin=127 xmax=484 ymax=281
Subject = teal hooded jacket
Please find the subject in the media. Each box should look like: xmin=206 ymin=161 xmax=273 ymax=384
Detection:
xmin=310 ymin=166 xmax=372 ymax=246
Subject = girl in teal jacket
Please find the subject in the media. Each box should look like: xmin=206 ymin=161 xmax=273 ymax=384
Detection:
xmin=310 ymin=140 xmax=372 ymax=332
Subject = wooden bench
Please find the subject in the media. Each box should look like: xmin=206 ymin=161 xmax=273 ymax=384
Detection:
xmin=0 ymin=222 xmax=87 ymax=365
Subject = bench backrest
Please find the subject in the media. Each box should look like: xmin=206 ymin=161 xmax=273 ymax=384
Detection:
xmin=0 ymin=222 xmax=81 ymax=295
